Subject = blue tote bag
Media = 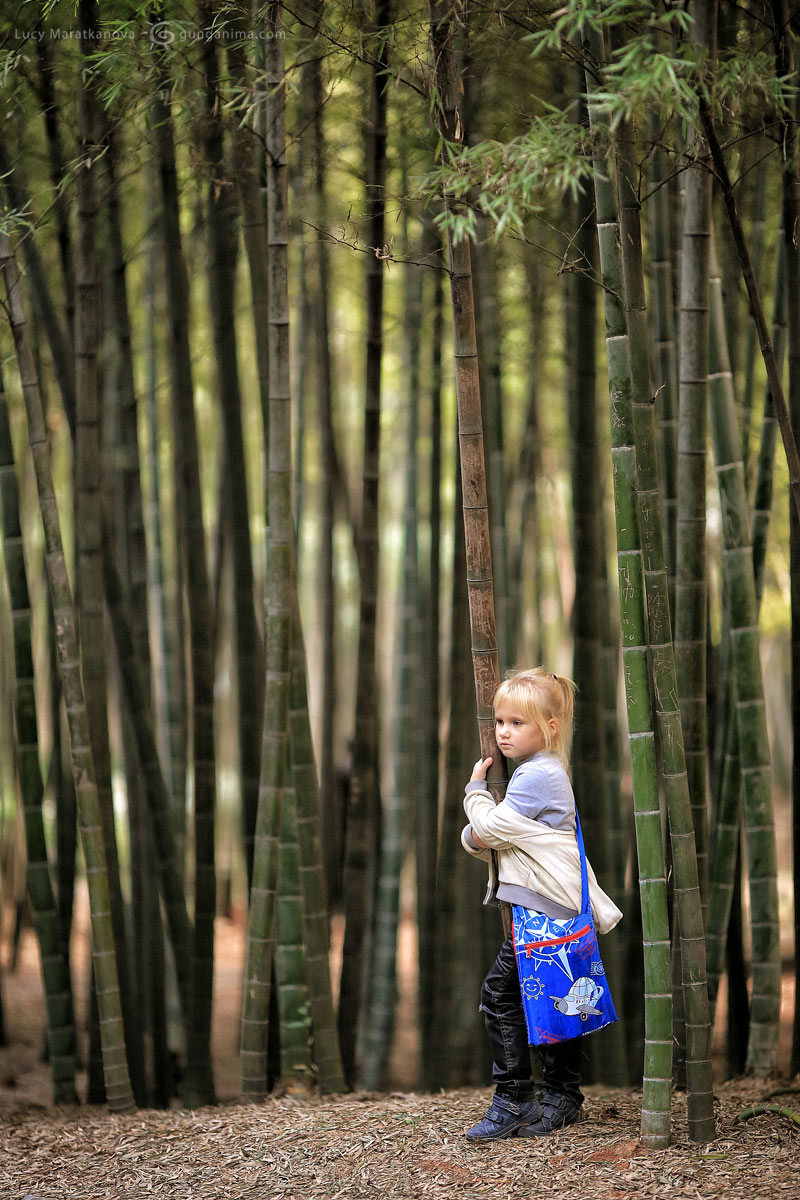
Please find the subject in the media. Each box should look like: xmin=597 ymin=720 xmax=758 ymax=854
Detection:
xmin=512 ymin=810 xmax=618 ymax=1046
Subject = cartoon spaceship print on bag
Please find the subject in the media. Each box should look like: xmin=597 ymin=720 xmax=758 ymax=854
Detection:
xmin=513 ymin=909 xmax=606 ymax=1021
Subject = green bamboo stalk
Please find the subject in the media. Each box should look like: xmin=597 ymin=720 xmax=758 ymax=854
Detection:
xmin=287 ymin=598 xmax=345 ymax=1093
xmin=360 ymin=268 xmax=420 ymax=1089
xmin=707 ymin=236 xmax=781 ymax=1073
xmin=35 ymin=34 xmax=75 ymax=350
xmin=228 ymin=2 xmax=269 ymax=462
xmin=101 ymin=530 xmax=193 ymax=1025
xmin=671 ymin=0 xmax=714 ymax=916
xmin=429 ymin=446 xmax=476 ymax=1089
xmin=0 ymin=150 xmax=78 ymax=964
xmin=699 ymin=102 xmax=800 ymax=523
xmin=419 ymin=224 xmax=444 ymax=1093
xmin=241 ymin=2 xmax=293 ymax=1100
xmin=568 ymin=140 xmax=607 ymax=880
xmin=199 ymin=0 xmax=264 ymax=899
xmin=307 ymin=8 xmax=341 ymax=915
xmin=583 ymin=55 xmax=671 ymax=1144
xmin=613 ymin=98 xmax=714 ymax=1136
xmin=226 ymin=4 xmax=270 ymax=735
xmin=151 ymin=60 xmax=217 ymax=1108
xmin=514 ymin=252 xmax=547 ymax=664
xmin=275 ymin=761 xmax=314 ymax=1092
xmin=740 ymin=138 xmax=768 ymax=486
xmin=674 ymin=100 xmax=713 ymax=910
xmin=1 ymin=230 xmax=134 ymax=1114
xmin=143 ymin=162 xmax=185 ymax=855
xmin=0 ymin=362 xmax=76 ymax=1104
xmin=103 ymin=112 xmax=170 ymax=1105
xmin=567 ymin=133 xmax=627 ymax=1086
xmin=706 ymin=241 xmax=784 ymax=1018
xmin=647 ymin=126 xmax=678 ymax=606
xmin=75 ymin=1 xmax=144 ymax=1104
xmin=776 ymin=0 xmax=800 ymax=1079
xmin=337 ymin=0 xmax=392 ymax=1083
xmin=0 ymin=138 xmax=76 ymax=430
xmin=752 ymin=244 xmax=784 ymax=607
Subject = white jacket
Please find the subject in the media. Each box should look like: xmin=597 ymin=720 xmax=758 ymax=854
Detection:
xmin=462 ymin=786 xmax=623 ymax=935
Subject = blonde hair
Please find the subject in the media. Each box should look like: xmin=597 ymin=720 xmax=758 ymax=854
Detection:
xmin=493 ymin=667 xmax=577 ymax=767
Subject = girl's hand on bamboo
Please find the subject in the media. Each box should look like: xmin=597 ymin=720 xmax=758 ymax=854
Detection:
xmin=470 ymin=756 xmax=492 ymax=781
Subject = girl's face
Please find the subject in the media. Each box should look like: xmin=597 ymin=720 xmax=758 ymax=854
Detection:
xmin=494 ymin=704 xmax=550 ymax=761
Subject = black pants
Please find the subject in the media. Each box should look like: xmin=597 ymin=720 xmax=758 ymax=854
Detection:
xmin=480 ymin=932 xmax=584 ymax=1105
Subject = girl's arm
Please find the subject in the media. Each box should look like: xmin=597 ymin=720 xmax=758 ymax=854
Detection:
xmin=460 ymin=825 xmax=491 ymax=860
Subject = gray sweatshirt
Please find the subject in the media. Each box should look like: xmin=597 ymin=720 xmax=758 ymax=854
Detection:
xmin=464 ymin=752 xmax=579 ymax=919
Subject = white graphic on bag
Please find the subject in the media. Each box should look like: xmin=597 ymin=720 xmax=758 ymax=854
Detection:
xmin=513 ymin=912 xmax=593 ymax=984
xmin=521 ymin=976 xmax=546 ymax=1001
xmin=550 ymin=976 xmax=605 ymax=1020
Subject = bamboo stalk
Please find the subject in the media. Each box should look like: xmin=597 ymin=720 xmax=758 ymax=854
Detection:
xmin=675 ymin=107 xmax=713 ymax=909
xmin=707 ymin=238 xmax=781 ymax=1074
xmin=699 ymin=102 xmax=800 ymax=523
xmin=199 ymin=0 xmax=264 ymax=897
xmin=430 ymin=0 xmax=506 ymax=794
xmin=287 ymin=598 xmax=345 ymax=1093
xmin=151 ymin=59 xmax=217 ymax=1109
xmin=1 ymin=230 xmax=134 ymax=1114
xmin=337 ymin=0 xmax=393 ymax=1083
xmin=0 ymin=363 xmax=76 ymax=1103
xmin=241 ymin=1 xmax=294 ymax=1099
xmin=583 ymin=60 xmax=672 ymax=1143
xmin=613 ymin=100 xmax=714 ymax=1137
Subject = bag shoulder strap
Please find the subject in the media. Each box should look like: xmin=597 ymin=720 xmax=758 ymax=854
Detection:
xmin=574 ymin=806 xmax=591 ymax=916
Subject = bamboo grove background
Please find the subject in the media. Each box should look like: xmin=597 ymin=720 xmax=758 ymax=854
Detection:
xmin=0 ymin=0 xmax=798 ymax=1146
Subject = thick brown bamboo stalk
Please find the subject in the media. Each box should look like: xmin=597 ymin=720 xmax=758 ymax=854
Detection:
xmin=430 ymin=2 xmax=505 ymax=791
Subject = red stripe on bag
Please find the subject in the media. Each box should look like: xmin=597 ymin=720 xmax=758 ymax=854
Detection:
xmin=523 ymin=923 xmax=592 ymax=954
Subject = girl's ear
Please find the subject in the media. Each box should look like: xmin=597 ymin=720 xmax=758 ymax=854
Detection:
xmin=548 ymin=717 xmax=558 ymax=735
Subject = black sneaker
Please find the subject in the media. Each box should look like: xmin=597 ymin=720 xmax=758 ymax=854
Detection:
xmin=465 ymin=1094 xmax=542 ymax=1142
xmin=517 ymin=1091 xmax=582 ymax=1136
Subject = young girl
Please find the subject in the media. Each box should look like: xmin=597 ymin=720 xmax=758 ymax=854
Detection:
xmin=461 ymin=668 xmax=622 ymax=1141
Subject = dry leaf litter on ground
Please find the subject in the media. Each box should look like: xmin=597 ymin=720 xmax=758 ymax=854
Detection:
xmin=1 ymin=1079 xmax=799 ymax=1200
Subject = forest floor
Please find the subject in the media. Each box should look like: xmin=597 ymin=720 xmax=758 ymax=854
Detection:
xmin=1 ymin=1078 xmax=799 ymax=1199
xmin=0 ymin=909 xmax=799 ymax=1198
